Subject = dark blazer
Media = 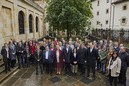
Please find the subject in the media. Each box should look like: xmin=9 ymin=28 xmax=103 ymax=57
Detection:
xmin=16 ymin=45 xmax=24 ymax=56
xmin=119 ymin=52 xmax=128 ymax=70
xmin=71 ymin=52 xmax=79 ymax=65
xmin=42 ymin=50 xmax=54 ymax=63
xmin=62 ymin=47 xmax=72 ymax=63
xmin=34 ymin=50 xmax=42 ymax=63
xmin=9 ymin=45 xmax=16 ymax=60
xmin=77 ymin=48 xmax=87 ymax=64
xmin=86 ymin=48 xmax=99 ymax=65
xmin=1 ymin=47 xmax=9 ymax=62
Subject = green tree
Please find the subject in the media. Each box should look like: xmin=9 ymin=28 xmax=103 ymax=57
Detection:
xmin=45 ymin=0 xmax=92 ymax=39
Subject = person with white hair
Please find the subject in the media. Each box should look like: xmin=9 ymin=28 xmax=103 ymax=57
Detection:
xmin=69 ymin=41 xmax=74 ymax=50
xmin=114 ymin=42 xmax=120 ymax=53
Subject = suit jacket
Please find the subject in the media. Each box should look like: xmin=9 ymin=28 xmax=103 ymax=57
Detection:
xmin=119 ymin=52 xmax=128 ymax=70
xmin=62 ymin=47 xmax=72 ymax=63
xmin=86 ymin=48 xmax=99 ymax=65
xmin=42 ymin=50 xmax=54 ymax=63
xmin=34 ymin=50 xmax=42 ymax=63
xmin=1 ymin=47 xmax=9 ymax=62
xmin=9 ymin=44 xmax=16 ymax=60
xmin=71 ymin=52 xmax=79 ymax=65
xmin=77 ymin=48 xmax=86 ymax=64
xmin=107 ymin=57 xmax=121 ymax=77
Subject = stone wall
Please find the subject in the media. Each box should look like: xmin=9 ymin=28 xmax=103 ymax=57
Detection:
xmin=0 ymin=0 xmax=46 ymax=50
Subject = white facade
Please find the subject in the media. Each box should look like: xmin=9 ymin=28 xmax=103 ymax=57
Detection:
xmin=113 ymin=1 xmax=129 ymax=30
xmin=91 ymin=0 xmax=129 ymax=30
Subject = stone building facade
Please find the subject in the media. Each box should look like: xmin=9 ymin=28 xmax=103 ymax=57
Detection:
xmin=0 ymin=0 xmax=46 ymax=50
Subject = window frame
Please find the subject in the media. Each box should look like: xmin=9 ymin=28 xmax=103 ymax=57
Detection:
xmin=18 ymin=11 xmax=25 ymax=35
xmin=29 ymin=14 xmax=33 ymax=33
xmin=36 ymin=17 xmax=39 ymax=32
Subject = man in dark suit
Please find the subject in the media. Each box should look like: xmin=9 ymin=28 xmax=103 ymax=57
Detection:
xmin=42 ymin=46 xmax=54 ymax=75
xmin=86 ymin=42 xmax=99 ymax=80
xmin=119 ymin=47 xmax=129 ymax=86
xmin=62 ymin=43 xmax=72 ymax=75
xmin=78 ymin=43 xmax=87 ymax=76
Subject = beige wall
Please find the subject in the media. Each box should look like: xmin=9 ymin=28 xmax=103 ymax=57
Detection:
xmin=0 ymin=0 xmax=46 ymax=50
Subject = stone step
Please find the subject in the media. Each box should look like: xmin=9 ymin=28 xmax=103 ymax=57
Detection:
xmin=0 ymin=65 xmax=5 ymax=74
xmin=0 ymin=66 xmax=18 ymax=84
xmin=0 ymin=58 xmax=4 ymax=74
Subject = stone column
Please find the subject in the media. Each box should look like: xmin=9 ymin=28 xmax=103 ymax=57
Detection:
xmin=13 ymin=4 xmax=19 ymax=40
xmin=25 ymin=9 xmax=29 ymax=40
xmin=39 ymin=16 xmax=44 ymax=37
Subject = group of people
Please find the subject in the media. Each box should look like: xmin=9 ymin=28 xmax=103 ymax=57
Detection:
xmin=1 ymin=37 xmax=129 ymax=86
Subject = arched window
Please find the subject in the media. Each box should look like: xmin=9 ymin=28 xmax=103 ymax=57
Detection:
xmin=18 ymin=11 xmax=25 ymax=34
xmin=36 ymin=17 xmax=39 ymax=32
xmin=29 ymin=14 xmax=33 ymax=33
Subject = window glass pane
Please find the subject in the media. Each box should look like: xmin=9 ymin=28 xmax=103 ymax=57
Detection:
xmin=18 ymin=11 xmax=25 ymax=34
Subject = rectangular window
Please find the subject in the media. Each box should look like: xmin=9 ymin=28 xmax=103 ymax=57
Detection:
xmin=107 ymin=0 xmax=109 ymax=3
xmin=97 ymin=21 xmax=100 ymax=25
xmin=106 ymin=9 xmax=109 ymax=14
xmin=122 ymin=18 xmax=126 ymax=23
xmin=106 ymin=20 xmax=108 ymax=24
xmin=97 ymin=0 xmax=99 ymax=6
xmin=97 ymin=11 xmax=99 ymax=15
xmin=123 ymin=5 xmax=127 ymax=10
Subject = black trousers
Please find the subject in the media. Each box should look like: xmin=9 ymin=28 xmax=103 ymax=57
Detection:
xmin=44 ymin=61 xmax=53 ymax=74
xmin=4 ymin=58 xmax=11 ymax=73
xmin=64 ymin=62 xmax=71 ymax=74
xmin=30 ymin=54 xmax=35 ymax=64
xmin=109 ymin=70 xmax=118 ymax=86
xmin=78 ymin=63 xmax=85 ymax=75
xmin=11 ymin=59 xmax=16 ymax=68
xmin=87 ymin=63 xmax=95 ymax=78
xmin=119 ymin=68 xmax=127 ymax=86
xmin=35 ymin=61 xmax=43 ymax=75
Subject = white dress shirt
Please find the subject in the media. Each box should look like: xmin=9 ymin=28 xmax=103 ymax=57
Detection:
xmin=56 ymin=50 xmax=60 ymax=63
xmin=6 ymin=48 xmax=9 ymax=58
xmin=90 ymin=48 xmax=93 ymax=53
xmin=45 ymin=51 xmax=49 ymax=59
xmin=66 ymin=48 xmax=68 ymax=53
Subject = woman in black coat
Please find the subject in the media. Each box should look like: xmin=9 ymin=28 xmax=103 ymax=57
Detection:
xmin=71 ymin=48 xmax=79 ymax=74
xmin=1 ymin=43 xmax=11 ymax=73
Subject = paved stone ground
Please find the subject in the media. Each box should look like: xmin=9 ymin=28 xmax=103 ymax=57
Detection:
xmin=0 ymin=66 xmax=109 ymax=86
xmin=1 ymin=66 xmax=128 ymax=86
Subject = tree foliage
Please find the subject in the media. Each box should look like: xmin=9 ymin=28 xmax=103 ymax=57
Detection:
xmin=45 ymin=0 xmax=93 ymax=39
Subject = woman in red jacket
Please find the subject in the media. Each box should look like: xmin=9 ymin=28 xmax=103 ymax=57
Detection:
xmin=29 ymin=41 xmax=36 ymax=64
